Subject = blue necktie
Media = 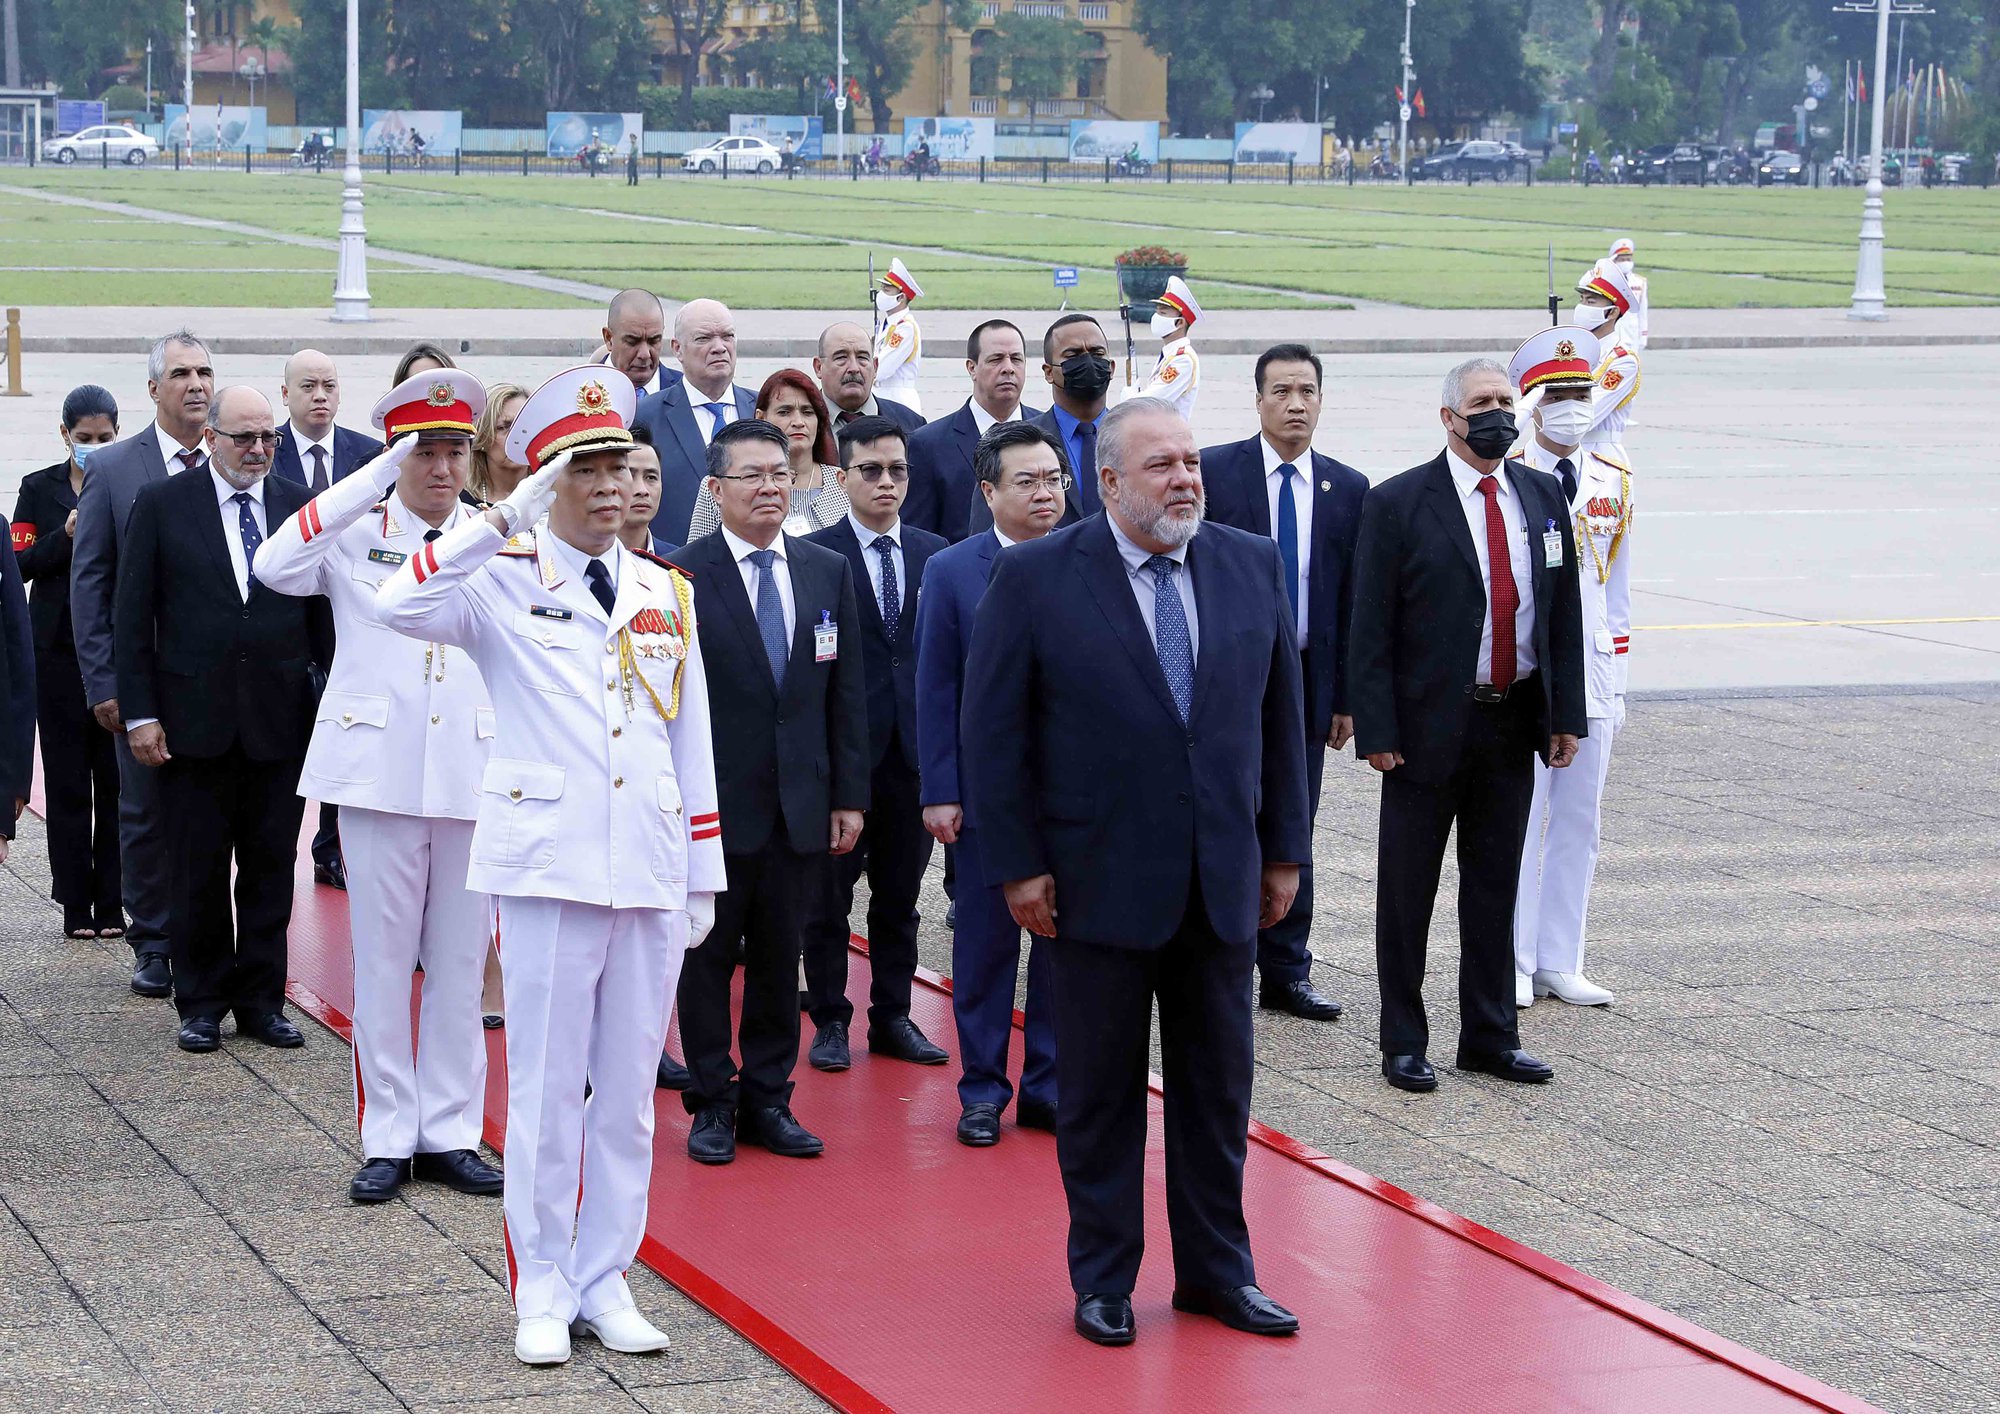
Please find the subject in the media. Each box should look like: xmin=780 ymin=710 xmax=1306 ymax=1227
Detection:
xmin=1075 ymin=417 xmax=1098 ymax=514
xmin=231 ymin=491 xmax=262 ymax=595
xmin=872 ymin=534 xmax=900 ymax=639
xmin=1147 ymin=554 xmax=1193 ymax=723
xmin=704 ymin=402 xmax=731 ymax=439
xmin=1276 ymin=461 xmax=1300 ymax=628
xmin=748 ymin=548 xmax=788 ymax=688
xmin=585 ymin=558 xmax=616 ymax=617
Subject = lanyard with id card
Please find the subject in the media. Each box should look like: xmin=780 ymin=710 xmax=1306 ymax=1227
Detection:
xmin=1542 ymin=518 xmax=1564 ymax=569
xmin=814 ymin=609 xmax=839 ymax=663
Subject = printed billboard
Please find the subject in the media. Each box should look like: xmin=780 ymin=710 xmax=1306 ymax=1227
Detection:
xmin=901 ymin=116 xmax=996 ymax=162
xmin=362 ymin=109 xmax=464 ymax=156
xmin=730 ymin=114 xmax=824 ymax=160
xmin=164 ymin=104 xmax=269 ymax=152
xmin=546 ymin=111 xmax=643 ymax=159
xmin=1067 ymin=119 xmax=1158 ymax=163
xmin=1233 ymin=121 xmax=1323 ymax=164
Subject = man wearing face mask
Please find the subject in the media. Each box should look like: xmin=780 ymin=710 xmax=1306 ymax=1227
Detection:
xmin=1569 ymin=260 xmax=1642 ymax=463
xmin=969 ymin=314 xmax=1113 ymax=537
xmin=1506 ymin=328 xmax=1630 ymax=1013
xmin=872 ymin=259 xmax=924 ymax=415
xmin=1128 ymin=276 xmax=1202 ymax=422
xmin=1607 ymin=238 xmax=1649 ymax=351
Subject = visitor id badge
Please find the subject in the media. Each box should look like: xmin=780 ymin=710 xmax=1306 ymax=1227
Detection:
xmin=814 ymin=611 xmax=839 ymax=663
xmin=1543 ymin=521 xmax=1564 ymax=568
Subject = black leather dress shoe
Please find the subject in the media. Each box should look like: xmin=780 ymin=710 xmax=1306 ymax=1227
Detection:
xmin=1382 ymin=1053 xmax=1437 ymax=1092
xmin=413 ymin=1148 xmax=503 ymax=1195
xmin=312 ymin=857 xmax=347 ymax=891
xmin=350 ymin=1157 xmax=410 ymax=1203
xmin=956 ymin=1102 xmax=1001 ymax=1147
xmin=1259 ymin=977 xmax=1344 ymax=1021
xmin=237 ymin=1011 xmax=305 ymax=1048
xmin=869 ymin=1016 xmax=948 ymax=1065
xmin=1016 ymin=1098 xmax=1058 ymax=1132
xmin=945 ymin=900 xmax=956 ymax=930
xmin=1171 ymin=1284 xmax=1299 ymax=1336
xmin=809 ymin=1020 xmax=851 ymax=1072
xmin=1074 ymin=1293 xmax=1135 ymax=1346
xmin=655 ymin=1051 xmax=690 ymax=1090
xmin=687 ymin=1106 xmax=736 ymax=1165
xmin=176 ymin=1018 xmax=221 ymax=1053
xmin=738 ymin=1105 xmax=823 ymax=1158
xmin=131 ymin=954 xmax=173 ymax=998
xmin=1456 ymin=1048 xmax=1555 ymax=1083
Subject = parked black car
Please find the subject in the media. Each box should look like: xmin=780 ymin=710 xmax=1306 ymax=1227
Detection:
xmin=1757 ymin=150 xmax=1806 ymax=186
xmin=1415 ymin=140 xmax=1517 ymax=182
xmin=1630 ymin=144 xmax=1677 ymax=185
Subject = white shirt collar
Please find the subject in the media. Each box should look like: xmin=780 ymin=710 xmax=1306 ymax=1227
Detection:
xmin=991 ymin=527 xmax=1018 ymax=549
xmin=288 ymin=422 xmax=335 ymax=459
xmin=1260 ymin=436 xmax=1312 ymax=480
xmin=157 ymin=420 xmax=204 ymax=460
xmin=721 ymin=524 xmax=787 ymax=565
xmin=547 ymin=531 xmax=621 ymax=587
xmin=211 ymin=468 xmax=266 ymax=507
xmin=1446 ymin=448 xmax=1509 ymax=500
xmin=969 ymin=397 xmax=1017 ymax=434
xmin=848 ymin=510 xmax=901 ymax=548
xmin=1107 ymin=512 xmax=1188 ymax=575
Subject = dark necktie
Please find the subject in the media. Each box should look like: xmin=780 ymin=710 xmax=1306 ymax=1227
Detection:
xmin=584 ymin=558 xmax=616 ymax=616
xmin=1075 ymin=418 xmax=1099 ymax=514
xmin=178 ymin=447 xmax=208 ymax=476
xmin=1147 ymin=555 xmax=1193 ymax=722
xmin=230 ymin=491 xmax=262 ymax=596
xmin=308 ymin=444 xmax=329 ymax=494
xmin=871 ymin=534 xmax=900 ymax=639
xmin=1476 ymin=476 xmax=1518 ymax=690
xmin=1275 ymin=461 xmax=1300 ymax=628
xmin=1555 ymin=456 xmax=1577 ymax=503
xmin=838 ymin=408 xmax=861 ymax=426
xmin=424 ymin=528 xmax=442 ymax=542
xmin=748 ymin=548 xmax=788 ymax=688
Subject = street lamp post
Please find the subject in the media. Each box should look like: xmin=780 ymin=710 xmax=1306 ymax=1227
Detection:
xmin=182 ymin=0 xmax=194 ymax=164
xmin=835 ymin=0 xmax=846 ymax=163
xmin=1837 ymin=0 xmax=1929 ymax=321
xmin=331 ymin=0 xmax=370 ymax=321
xmin=1399 ymin=0 xmax=1415 ymax=184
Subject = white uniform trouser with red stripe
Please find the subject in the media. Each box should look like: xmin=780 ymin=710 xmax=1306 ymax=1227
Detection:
xmin=340 ymin=808 xmax=489 ymax=1160
xmin=498 ymin=896 xmax=686 ymax=1324
xmin=1514 ymin=710 xmax=1619 ymax=978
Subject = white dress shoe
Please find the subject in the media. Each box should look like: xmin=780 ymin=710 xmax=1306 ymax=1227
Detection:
xmin=1514 ymin=972 xmax=1535 ymax=1009
xmin=515 ymin=1316 xmax=572 ymax=1366
xmin=1533 ymin=970 xmax=1614 ymax=1006
xmin=571 ymin=1305 xmax=671 ymax=1354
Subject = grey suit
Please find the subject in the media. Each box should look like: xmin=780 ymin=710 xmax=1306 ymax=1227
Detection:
xmin=70 ymin=423 xmax=192 ymax=960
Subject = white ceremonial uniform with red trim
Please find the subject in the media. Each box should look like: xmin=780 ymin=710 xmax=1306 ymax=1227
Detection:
xmin=253 ymin=473 xmax=495 ymax=1164
xmin=874 ymin=306 xmax=922 ymax=414
xmin=1512 ymin=435 xmax=1633 ymax=979
xmin=1581 ymin=341 xmax=1641 ymax=456
xmin=1136 ymin=334 xmax=1201 ymax=420
xmin=376 ymin=519 xmax=723 ymax=1327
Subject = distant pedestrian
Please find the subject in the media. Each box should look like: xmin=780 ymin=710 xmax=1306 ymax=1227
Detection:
xmin=626 ymin=134 xmax=640 ymax=186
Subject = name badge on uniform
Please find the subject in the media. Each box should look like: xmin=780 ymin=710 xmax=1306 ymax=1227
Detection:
xmin=529 ymin=604 xmax=573 ymax=621
xmin=814 ymin=610 xmax=839 ymax=663
xmin=1542 ymin=519 xmax=1564 ymax=568
xmin=366 ymin=548 xmax=408 ymax=567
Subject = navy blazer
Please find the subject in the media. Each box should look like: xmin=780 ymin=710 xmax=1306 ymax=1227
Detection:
xmin=0 ymin=535 xmax=32 ymax=834
xmin=1200 ymin=436 xmax=1370 ymax=738
xmin=806 ymin=514 xmax=945 ymax=775
xmin=70 ymin=423 xmax=179 ymax=708
xmin=269 ymin=423 xmax=384 ymax=489
xmin=903 ymin=399 xmax=1044 ymax=544
xmin=962 ymin=515 xmax=1310 ymax=949
xmin=913 ymin=528 xmax=1002 ymax=811
xmin=842 ymin=397 xmax=926 ymax=436
xmin=632 ymin=382 xmax=758 ymax=547
xmin=964 ymin=407 xmax=1099 ymax=539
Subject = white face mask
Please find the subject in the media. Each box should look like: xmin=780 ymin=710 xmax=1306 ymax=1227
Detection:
xmin=1536 ymin=396 xmax=1593 ymax=447
xmin=1150 ymin=312 xmax=1180 ymax=339
xmin=876 ymin=290 xmax=899 ymax=314
xmin=1571 ymin=301 xmax=1614 ymax=332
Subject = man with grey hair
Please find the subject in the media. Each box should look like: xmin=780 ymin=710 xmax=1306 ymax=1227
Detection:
xmin=631 ymin=298 xmax=756 ymax=544
xmin=69 ymin=329 xmax=214 ymax=999
xmin=964 ymin=396 xmax=1311 ymax=1346
xmin=114 ymin=386 xmax=332 ymax=1054
xmin=813 ymin=321 xmax=925 ymax=434
xmin=1347 ymin=356 xmax=1586 ymax=1096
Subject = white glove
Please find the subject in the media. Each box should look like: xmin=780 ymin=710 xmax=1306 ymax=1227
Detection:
xmin=686 ymin=892 xmax=716 ymax=949
xmin=362 ymin=433 xmax=417 ymax=495
xmin=498 ymin=449 xmax=570 ymax=534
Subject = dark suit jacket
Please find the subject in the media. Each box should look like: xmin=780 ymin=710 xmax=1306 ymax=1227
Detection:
xmin=903 ymin=400 xmax=1044 ymax=544
xmin=0 ymin=536 xmax=31 ymax=835
xmin=963 ymin=515 xmax=1310 ymax=948
xmin=71 ymin=423 xmax=182 ymax=708
xmin=12 ymin=462 xmax=84 ymax=657
xmin=269 ymin=423 xmax=384 ymax=488
xmin=113 ymin=469 xmax=331 ymax=763
xmin=836 ymin=397 xmax=926 ymax=436
xmin=1347 ymin=452 xmax=1587 ymax=784
xmin=1199 ymin=436 xmax=1370 ymax=739
xmin=806 ymin=516 xmax=945 ymax=774
xmin=632 ymin=382 xmax=758 ymax=546
xmin=671 ymin=530 xmax=870 ymax=855
xmin=913 ymin=528 xmax=1001 ymax=811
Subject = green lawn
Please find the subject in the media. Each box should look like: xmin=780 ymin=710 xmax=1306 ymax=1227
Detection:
xmin=3 ymin=167 xmax=1996 ymax=310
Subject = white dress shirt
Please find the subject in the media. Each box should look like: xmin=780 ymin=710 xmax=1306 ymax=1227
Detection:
xmin=214 ymin=468 xmax=268 ymax=601
xmin=1261 ymin=437 xmax=1314 ymax=649
xmin=287 ymin=423 xmax=337 ymax=488
xmin=991 ymin=526 xmax=1018 ymax=549
xmin=968 ymin=397 xmax=1017 ymax=436
xmin=156 ymin=420 xmax=205 ymax=472
xmin=545 ymin=532 xmax=621 ymax=608
xmin=722 ymin=525 xmax=795 ymax=644
xmin=1107 ymin=514 xmax=1198 ymax=666
xmin=848 ymin=511 xmax=904 ymax=620
xmin=1445 ymin=449 xmax=1537 ymax=683
xmin=687 ymin=384 xmax=739 ymax=446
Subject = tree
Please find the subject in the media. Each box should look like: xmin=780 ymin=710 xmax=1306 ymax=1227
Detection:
xmin=991 ymin=12 xmax=1086 ymax=125
xmin=14 ymin=0 xmax=179 ymax=100
xmin=286 ymin=0 xmax=395 ymax=123
xmin=651 ymin=0 xmax=731 ymax=128
xmin=1133 ymin=0 xmax=1364 ymax=136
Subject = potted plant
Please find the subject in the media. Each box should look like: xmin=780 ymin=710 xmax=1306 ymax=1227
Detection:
xmin=1115 ymin=245 xmax=1188 ymax=315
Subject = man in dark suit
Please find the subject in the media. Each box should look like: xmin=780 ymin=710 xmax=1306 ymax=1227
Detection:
xmin=799 ymin=417 xmax=949 ymax=1072
xmin=964 ymin=397 xmax=1310 ymax=1347
xmin=114 ymin=387 xmax=332 ymax=1054
xmin=599 ymin=288 xmax=681 ymax=398
xmin=902 ymin=319 xmax=1039 ymax=543
xmin=814 ymin=321 xmax=926 ymax=435
xmin=916 ymin=420 xmax=1069 ymax=1147
xmin=617 ymin=435 xmax=680 ymax=559
xmin=70 ymin=329 xmax=214 ymax=998
xmin=631 ymin=299 xmax=757 ymax=546
xmin=1201 ymin=344 xmax=1368 ymax=1024
xmin=963 ymin=313 xmax=1110 ymax=539
xmin=0 ymin=535 xmax=31 ymax=870
xmin=1347 ymin=357 xmax=1586 ymax=1095
xmin=667 ymin=419 xmax=870 ymax=1165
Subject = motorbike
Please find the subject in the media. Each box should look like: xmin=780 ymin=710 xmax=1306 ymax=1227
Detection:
xmin=902 ymin=150 xmax=941 ymax=177
xmin=1115 ymin=154 xmax=1153 ymax=178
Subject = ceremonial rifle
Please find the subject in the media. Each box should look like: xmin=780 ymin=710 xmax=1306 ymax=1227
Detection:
xmin=1547 ymin=242 xmax=1561 ymax=327
xmin=868 ymin=252 xmax=880 ymax=349
xmin=1118 ymin=299 xmax=1137 ymax=394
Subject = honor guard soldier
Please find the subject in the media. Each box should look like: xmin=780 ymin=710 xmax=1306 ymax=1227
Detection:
xmin=1130 ymin=275 xmax=1203 ymax=420
xmin=377 ymin=366 xmax=725 ymax=1369
xmin=1607 ymin=237 xmax=1649 ymax=350
xmin=1506 ymin=327 xmax=1631 ymax=1010
xmin=253 ymin=371 xmax=504 ymax=1206
xmin=874 ymin=258 xmax=925 ymax=415
xmin=1572 ymin=259 xmax=1642 ymax=462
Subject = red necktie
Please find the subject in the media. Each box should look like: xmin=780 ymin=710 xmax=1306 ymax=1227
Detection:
xmin=1477 ymin=475 xmax=1518 ymax=689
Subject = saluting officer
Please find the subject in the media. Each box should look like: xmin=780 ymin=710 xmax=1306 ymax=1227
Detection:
xmin=1130 ymin=275 xmax=1203 ymax=420
xmin=377 ymin=367 xmax=725 ymax=1370
xmin=254 ymin=371 xmax=503 ymax=1206
xmin=1607 ymin=237 xmax=1649 ymax=351
xmin=873 ymin=258 xmax=925 ymax=415
xmin=1572 ymin=259 xmax=1642 ymax=462
xmin=1507 ymin=328 xmax=1631 ymax=1010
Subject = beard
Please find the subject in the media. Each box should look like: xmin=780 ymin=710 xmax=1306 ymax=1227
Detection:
xmin=214 ymin=460 xmax=265 ymax=490
xmin=1116 ymin=481 xmax=1204 ymax=549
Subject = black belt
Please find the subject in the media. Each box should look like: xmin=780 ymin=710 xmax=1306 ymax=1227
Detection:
xmin=1470 ymin=671 xmax=1538 ymax=704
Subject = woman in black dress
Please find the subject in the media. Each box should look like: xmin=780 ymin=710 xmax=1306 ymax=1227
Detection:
xmin=11 ymin=386 xmax=123 ymax=937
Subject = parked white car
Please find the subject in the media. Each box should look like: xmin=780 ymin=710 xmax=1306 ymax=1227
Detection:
xmin=681 ymin=136 xmax=783 ymax=174
xmin=43 ymin=125 xmax=159 ymax=166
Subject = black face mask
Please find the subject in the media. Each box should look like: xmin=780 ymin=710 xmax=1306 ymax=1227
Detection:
xmin=1058 ymin=351 xmax=1114 ymax=401
xmin=1456 ymin=408 xmax=1518 ymax=461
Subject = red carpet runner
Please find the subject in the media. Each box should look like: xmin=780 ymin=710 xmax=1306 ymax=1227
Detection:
xmin=265 ymin=845 xmax=1877 ymax=1413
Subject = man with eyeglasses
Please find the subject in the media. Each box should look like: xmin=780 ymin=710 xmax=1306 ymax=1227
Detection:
xmin=914 ymin=420 xmax=1069 ymax=1145
xmin=799 ymin=417 xmax=950 ymax=1074
xmin=113 ymin=386 xmax=333 ymax=1055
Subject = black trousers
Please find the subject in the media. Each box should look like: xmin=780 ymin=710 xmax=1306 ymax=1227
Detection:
xmin=678 ymin=839 xmax=815 ymax=1113
xmin=1051 ymin=879 xmax=1257 ymax=1296
xmin=801 ymin=751 xmax=932 ymax=1030
xmin=1374 ymin=691 xmax=1537 ymax=1059
xmin=112 ymin=724 xmax=173 ymax=961
xmin=158 ymin=744 xmax=306 ymax=1024
xmin=1257 ymin=683 xmax=1325 ymax=984
xmin=34 ymin=648 xmax=121 ymax=920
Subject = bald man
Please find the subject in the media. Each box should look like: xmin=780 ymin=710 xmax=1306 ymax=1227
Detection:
xmin=631 ymin=298 xmax=758 ymax=545
xmin=814 ymin=322 xmax=926 ymax=435
xmin=600 ymin=288 xmax=680 ymax=398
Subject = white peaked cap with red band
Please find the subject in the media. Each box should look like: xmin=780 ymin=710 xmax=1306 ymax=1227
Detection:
xmin=881 ymin=257 xmax=924 ymax=301
xmin=1576 ymin=258 xmax=1634 ymax=319
xmin=1608 ymin=235 xmax=1636 ymax=259
xmin=1508 ymin=326 xmax=1602 ymax=395
xmin=504 ymin=365 xmax=636 ymax=468
xmin=370 ymin=369 xmax=487 ymax=442
xmin=1157 ymin=275 xmax=1202 ymax=326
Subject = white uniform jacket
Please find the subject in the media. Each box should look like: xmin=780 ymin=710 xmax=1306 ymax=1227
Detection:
xmin=1581 ymin=342 xmax=1641 ymax=456
xmin=1135 ymin=334 xmax=1200 ymax=420
xmin=1514 ymin=438 xmax=1633 ymax=714
xmin=874 ymin=309 xmax=921 ymax=406
xmin=1617 ymin=273 xmax=1650 ymax=350
xmin=253 ymin=477 xmax=494 ymax=819
xmin=375 ymin=521 xmax=726 ymax=912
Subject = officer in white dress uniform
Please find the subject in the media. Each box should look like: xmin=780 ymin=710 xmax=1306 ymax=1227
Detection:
xmin=1507 ymin=327 xmax=1631 ymax=1011
xmin=1574 ymin=259 xmax=1641 ymax=462
xmin=873 ymin=258 xmax=924 ymax=415
xmin=1131 ymin=274 xmax=1202 ymax=420
xmin=253 ymin=370 xmax=504 ymax=1205
xmin=1607 ymin=237 xmax=1650 ymax=351
xmin=376 ymin=366 xmax=725 ymax=1368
